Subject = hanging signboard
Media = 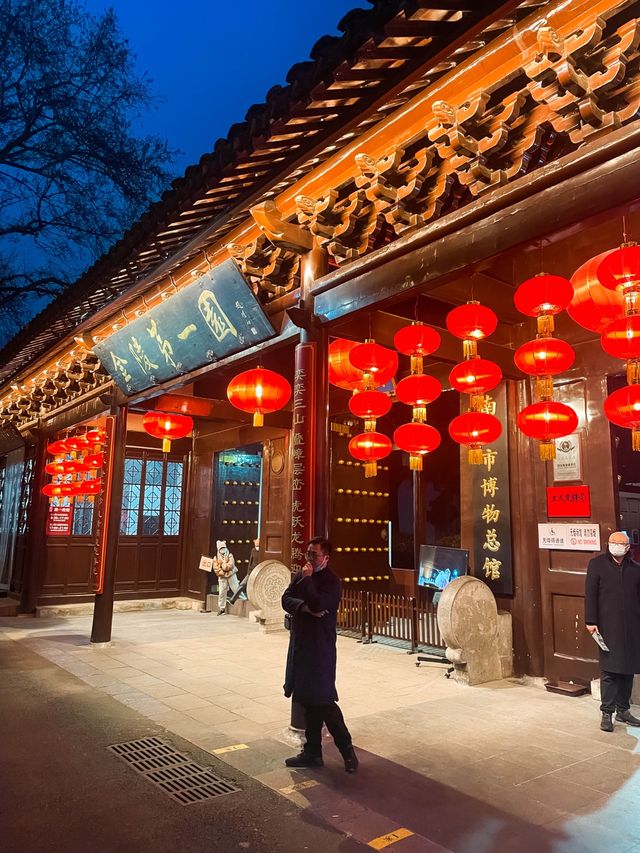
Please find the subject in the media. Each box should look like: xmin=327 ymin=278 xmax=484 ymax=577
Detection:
xmin=538 ymin=523 xmax=600 ymax=551
xmin=547 ymin=485 xmax=591 ymax=518
xmin=46 ymin=504 xmax=73 ymax=536
xmin=199 ymin=555 xmax=214 ymax=572
xmin=93 ymin=259 xmax=275 ymax=395
xmin=470 ymin=385 xmax=513 ymax=595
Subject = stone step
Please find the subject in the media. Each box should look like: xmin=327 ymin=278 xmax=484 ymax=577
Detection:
xmin=0 ymin=597 xmax=19 ymax=617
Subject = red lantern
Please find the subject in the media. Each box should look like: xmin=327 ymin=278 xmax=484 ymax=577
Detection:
xmin=348 ymin=431 xmax=392 ymax=478
xmin=65 ymin=435 xmax=92 ymax=453
xmin=227 ymin=368 xmax=291 ymax=427
xmin=349 ymin=340 xmax=398 ymax=387
xmin=446 ymin=302 xmax=498 ymax=358
xmin=514 ymin=273 xmax=573 ymax=335
xmin=85 ymin=429 xmax=106 ymax=445
xmin=328 ymin=338 xmax=365 ymax=390
xmin=348 ymin=389 xmax=391 ymax=431
xmin=395 ymin=374 xmax=442 ymax=422
xmin=568 ymin=250 xmax=623 ymax=333
xmin=142 ymin=411 xmax=194 ymax=452
xmin=517 ymin=401 xmax=578 ymax=460
xmin=449 ymin=411 xmax=502 ymax=465
xmin=394 ymin=323 xmax=441 ymax=373
xmin=47 ymin=439 xmax=69 ymax=456
xmin=393 ymin=422 xmax=441 ymax=471
xmin=601 ymin=315 xmax=640 ymax=383
xmin=514 ymin=338 xmax=575 ymax=398
xmin=74 ymin=478 xmax=103 ymax=496
xmin=449 ymin=359 xmax=502 ymax=399
xmin=42 ymin=482 xmax=76 ymax=498
xmin=597 ymin=243 xmax=640 ymax=296
xmin=604 ymin=385 xmax=640 ymax=451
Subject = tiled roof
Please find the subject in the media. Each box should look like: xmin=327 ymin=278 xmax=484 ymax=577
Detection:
xmin=0 ymin=0 xmax=530 ymax=386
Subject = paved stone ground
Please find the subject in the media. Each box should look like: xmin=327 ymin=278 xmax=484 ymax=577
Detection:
xmin=2 ymin=609 xmax=640 ymax=853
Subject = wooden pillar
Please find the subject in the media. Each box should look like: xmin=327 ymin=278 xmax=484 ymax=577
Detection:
xmin=413 ymin=467 xmax=428 ymax=574
xmin=90 ymin=406 xmax=127 ymax=644
xmin=18 ymin=433 xmax=49 ymax=614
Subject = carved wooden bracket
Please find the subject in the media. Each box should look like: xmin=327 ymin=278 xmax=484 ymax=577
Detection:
xmin=295 ymin=188 xmax=379 ymax=263
xmin=228 ymin=237 xmax=300 ymax=296
xmin=250 ymin=200 xmax=314 ymax=252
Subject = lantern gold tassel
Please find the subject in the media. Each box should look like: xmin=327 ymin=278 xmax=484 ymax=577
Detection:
xmin=364 ymin=461 xmax=377 ymax=478
xmin=253 ymin=412 xmax=264 ymax=427
xmin=633 ymin=428 xmax=640 ymax=452
xmin=468 ymin=447 xmax=484 ymax=465
xmin=412 ymin=406 xmax=426 ymax=423
xmin=364 ymin=418 xmax=376 ymax=432
xmin=627 ymin=361 xmax=640 ymax=385
xmin=470 ymin=394 xmax=485 ymax=412
xmin=411 ymin=354 xmax=424 ymax=374
xmin=463 ymin=340 xmax=477 ymax=360
xmin=409 ymin=454 xmax=423 ymax=471
xmin=536 ymin=377 xmax=553 ymax=400
xmin=536 ymin=314 xmax=554 ymax=336
xmin=162 ymin=438 xmax=171 ymax=453
xmin=539 ymin=441 xmax=556 ymax=461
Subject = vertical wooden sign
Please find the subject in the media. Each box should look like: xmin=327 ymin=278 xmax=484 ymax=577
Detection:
xmin=91 ymin=416 xmax=116 ymax=594
xmin=470 ymin=385 xmax=513 ymax=595
xmin=290 ymin=342 xmax=317 ymax=572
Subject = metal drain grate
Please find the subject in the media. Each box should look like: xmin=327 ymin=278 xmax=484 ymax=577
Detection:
xmin=108 ymin=737 xmax=241 ymax=805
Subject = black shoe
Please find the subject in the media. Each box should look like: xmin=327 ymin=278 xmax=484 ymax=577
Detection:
xmin=342 ymin=747 xmax=359 ymax=773
xmin=616 ymin=710 xmax=640 ymax=726
xmin=600 ymin=712 xmax=614 ymax=732
xmin=217 ymin=610 xmax=226 ymax=616
xmin=285 ymin=752 xmax=323 ymax=768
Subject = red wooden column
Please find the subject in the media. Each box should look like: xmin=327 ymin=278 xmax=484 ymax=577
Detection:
xmin=18 ymin=433 xmax=50 ymax=613
xmin=90 ymin=406 xmax=127 ymax=644
xmin=290 ymin=341 xmax=317 ymax=572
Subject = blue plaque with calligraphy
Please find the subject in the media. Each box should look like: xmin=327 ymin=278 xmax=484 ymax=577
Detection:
xmin=93 ymin=259 xmax=275 ymax=394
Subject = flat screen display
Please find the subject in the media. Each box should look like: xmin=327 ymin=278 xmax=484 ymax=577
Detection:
xmin=418 ymin=545 xmax=469 ymax=591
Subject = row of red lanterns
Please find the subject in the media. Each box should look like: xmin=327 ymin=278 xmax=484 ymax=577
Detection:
xmin=44 ymin=428 xmax=107 ymax=503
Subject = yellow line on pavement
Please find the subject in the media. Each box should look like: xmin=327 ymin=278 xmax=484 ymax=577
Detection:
xmin=280 ymin=780 xmax=320 ymax=795
xmin=212 ymin=743 xmax=249 ymax=754
xmin=368 ymin=828 xmax=414 ymax=850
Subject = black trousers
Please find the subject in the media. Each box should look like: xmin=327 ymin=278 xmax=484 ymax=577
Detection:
xmin=600 ymin=671 xmax=634 ymax=713
xmin=303 ymin=701 xmax=352 ymax=757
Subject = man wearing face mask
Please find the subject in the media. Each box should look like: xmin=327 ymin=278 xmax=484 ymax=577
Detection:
xmin=281 ymin=536 xmax=358 ymax=773
xmin=585 ymin=531 xmax=640 ymax=732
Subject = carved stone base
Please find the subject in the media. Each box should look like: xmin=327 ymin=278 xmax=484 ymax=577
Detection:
xmin=246 ymin=559 xmax=291 ymax=633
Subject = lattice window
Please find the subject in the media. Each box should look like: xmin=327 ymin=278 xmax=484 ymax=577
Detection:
xmin=17 ymin=456 xmax=34 ymax=537
xmin=72 ymin=496 xmax=95 ymax=536
xmin=119 ymin=455 xmax=184 ymax=538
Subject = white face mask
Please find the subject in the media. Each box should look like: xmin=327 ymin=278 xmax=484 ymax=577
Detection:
xmin=609 ymin=543 xmax=629 ymax=558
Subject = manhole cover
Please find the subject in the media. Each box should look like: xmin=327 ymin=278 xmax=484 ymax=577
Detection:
xmin=108 ymin=737 xmax=241 ymax=805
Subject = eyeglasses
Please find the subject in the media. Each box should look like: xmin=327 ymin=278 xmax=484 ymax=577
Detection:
xmin=305 ymin=549 xmax=323 ymax=558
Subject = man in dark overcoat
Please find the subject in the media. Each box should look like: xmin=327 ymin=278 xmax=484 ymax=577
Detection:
xmin=585 ymin=530 xmax=640 ymax=732
xmin=282 ymin=536 xmax=358 ymax=772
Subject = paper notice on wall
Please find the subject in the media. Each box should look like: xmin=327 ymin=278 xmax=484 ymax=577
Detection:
xmin=199 ymin=556 xmax=214 ymax=572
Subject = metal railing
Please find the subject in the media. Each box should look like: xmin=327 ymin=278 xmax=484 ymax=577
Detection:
xmin=337 ymin=588 xmax=445 ymax=652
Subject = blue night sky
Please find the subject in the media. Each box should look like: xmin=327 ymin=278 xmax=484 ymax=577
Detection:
xmin=82 ymin=0 xmax=368 ymax=179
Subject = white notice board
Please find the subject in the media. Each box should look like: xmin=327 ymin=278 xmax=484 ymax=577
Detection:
xmin=538 ymin=523 xmax=600 ymax=551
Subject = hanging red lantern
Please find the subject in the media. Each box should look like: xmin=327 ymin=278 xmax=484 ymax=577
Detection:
xmin=42 ymin=482 xmax=76 ymax=498
xmin=349 ymin=340 xmax=398 ymax=387
xmin=514 ymin=338 xmax=575 ymax=398
xmin=227 ymin=367 xmax=291 ymax=427
xmin=328 ymin=338 xmax=365 ymax=390
xmin=393 ymin=422 xmax=441 ymax=471
xmin=85 ymin=429 xmax=106 ymax=446
xmin=517 ymin=401 xmax=578 ymax=460
xmin=142 ymin=411 xmax=194 ymax=452
xmin=65 ymin=435 xmax=92 ymax=453
xmin=446 ymin=302 xmax=498 ymax=358
xmin=604 ymin=385 xmax=640 ymax=451
xmin=597 ymin=243 xmax=640 ymax=301
xmin=74 ymin=478 xmax=103 ymax=496
xmin=348 ymin=389 xmax=391 ymax=431
xmin=601 ymin=315 xmax=640 ymax=383
xmin=514 ymin=273 xmax=574 ymax=335
xmin=395 ymin=374 xmax=442 ymax=422
xmin=568 ymin=250 xmax=623 ymax=333
xmin=348 ymin=432 xmax=392 ymax=478
xmin=449 ymin=358 xmax=502 ymax=402
xmin=394 ymin=323 xmax=441 ymax=373
xmin=449 ymin=411 xmax=502 ymax=465
xmin=47 ymin=439 xmax=69 ymax=456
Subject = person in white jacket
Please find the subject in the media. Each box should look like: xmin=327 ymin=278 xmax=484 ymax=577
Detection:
xmin=213 ymin=539 xmax=239 ymax=615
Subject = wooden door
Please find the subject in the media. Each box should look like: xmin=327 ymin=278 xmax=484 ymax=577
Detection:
xmin=540 ymin=376 xmax=616 ymax=683
xmin=260 ymin=434 xmax=290 ymax=565
xmin=115 ymin=451 xmax=187 ymax=596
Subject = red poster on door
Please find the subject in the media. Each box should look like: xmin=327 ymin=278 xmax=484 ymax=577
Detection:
xmin=46 ymin=504 xmax=73 ymax=536
xmin=546 ymin=485 xmax=591 ymax=518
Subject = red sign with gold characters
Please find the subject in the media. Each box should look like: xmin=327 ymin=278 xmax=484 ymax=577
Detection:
xmin=547 ymin=485 xmax=591 ymax=518
xmin=46 ymin=504 xmax=73 ymax=536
